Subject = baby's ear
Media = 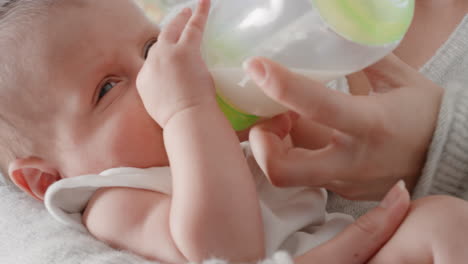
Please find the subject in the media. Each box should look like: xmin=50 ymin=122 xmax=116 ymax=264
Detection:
xmin=8 ymin=158 xmax=61 ymax=201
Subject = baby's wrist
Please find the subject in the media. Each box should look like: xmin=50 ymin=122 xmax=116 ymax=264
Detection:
xmin=162 ymin=98 xmax=221 ymax=129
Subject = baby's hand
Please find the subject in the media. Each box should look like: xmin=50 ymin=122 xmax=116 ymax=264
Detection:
xmin=137 ymin=0 xmax=214 ymax=127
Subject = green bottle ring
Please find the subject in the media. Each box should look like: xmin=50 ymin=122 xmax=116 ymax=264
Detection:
xmin=216 ymin=95 xmax=260 ymax=131
xmin=313 ymin=0 xmax=415 ymax=46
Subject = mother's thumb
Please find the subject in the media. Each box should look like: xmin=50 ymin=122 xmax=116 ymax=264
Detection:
xmin=295 ymin=181 xmax=410 ymax=264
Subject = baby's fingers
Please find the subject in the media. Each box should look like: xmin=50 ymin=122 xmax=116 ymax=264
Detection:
xmin=180 ymin=0 xmax=210 ymax=45
xmin=159 ymin=8 xmax=192 ymax=44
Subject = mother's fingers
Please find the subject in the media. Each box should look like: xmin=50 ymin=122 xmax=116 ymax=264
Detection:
xmin=249 ymin=120 xmax=354 ymax=187
xmin=295 ymin=181 xmax=410 ymax=264
xmin=244 ymin=57 xmax=380 ymax=138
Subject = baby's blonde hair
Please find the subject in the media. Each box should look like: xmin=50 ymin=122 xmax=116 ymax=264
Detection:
xmin=0 ymin=0 xmax=54 ymax=179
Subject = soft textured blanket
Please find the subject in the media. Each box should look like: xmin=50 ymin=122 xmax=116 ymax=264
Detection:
xmin=0 ymin=181 xmax=293 ymax=264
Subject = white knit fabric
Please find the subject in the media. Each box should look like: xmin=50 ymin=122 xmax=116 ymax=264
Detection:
xmin=414 ymin=15 xmax=468 ymax=200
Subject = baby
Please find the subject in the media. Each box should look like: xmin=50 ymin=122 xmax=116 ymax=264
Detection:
xmin=1 ymin=0 xmax=351 ymax=263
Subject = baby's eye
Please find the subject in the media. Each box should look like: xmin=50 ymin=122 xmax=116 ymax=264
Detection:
xmin=98 ymin=80 xmax=117 ymax=100
xmin=143 ymin=38 xmax=158 ymax=59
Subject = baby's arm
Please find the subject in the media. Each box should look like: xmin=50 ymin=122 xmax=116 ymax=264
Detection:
xmin=156 ymin=2 xmax=264 ymax=259
xmin=84 ymin=1 xmax=264 ymax=263
xmin=83 ymin=188 xmax=186 ymax=263
xmin=146 ymin=1 xmax=264 ymax=260
xmin=164 ymin=102 xmax=264 ymax=261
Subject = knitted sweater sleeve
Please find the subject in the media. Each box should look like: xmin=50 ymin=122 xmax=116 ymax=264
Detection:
xmin=413 ymin=83 xmax=468 ymax=200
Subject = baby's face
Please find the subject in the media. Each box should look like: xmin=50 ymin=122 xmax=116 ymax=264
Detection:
xmin=29 ymin=0 xmax=167 ymax=177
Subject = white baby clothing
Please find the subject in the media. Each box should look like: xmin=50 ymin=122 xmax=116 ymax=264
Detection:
xmin=45 ymin=144 xmax=352 ymax=257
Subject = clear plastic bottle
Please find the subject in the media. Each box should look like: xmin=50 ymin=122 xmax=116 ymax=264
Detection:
xmin=143 ymin=0 xmax=415 ymax=130
xmin=202 ymin=0 xmax=415 ymax=130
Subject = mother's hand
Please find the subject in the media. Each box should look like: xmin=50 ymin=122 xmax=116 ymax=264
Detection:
xmin=246 ymin=55 xmax=444 ymax=200
xmin=295 ymin=181 xmax=410 ymax=263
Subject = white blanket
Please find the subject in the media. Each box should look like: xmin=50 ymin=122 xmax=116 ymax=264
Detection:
xmin=0 ymin=180 xmax=293 ymax=264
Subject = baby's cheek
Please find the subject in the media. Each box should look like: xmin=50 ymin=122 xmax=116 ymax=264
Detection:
xmin=105 ymin=112 xmax=168 ymax=169
xmin=93 ymin=90 xmax=167 ymax=170
xmin=59 ymin=117 xmax=166 ymax=177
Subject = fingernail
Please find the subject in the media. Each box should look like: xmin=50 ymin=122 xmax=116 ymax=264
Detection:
xmin=379 ymin=180 xmax=406 ymax=209
xmin=243 ymin=58 xmax=267 ymax=86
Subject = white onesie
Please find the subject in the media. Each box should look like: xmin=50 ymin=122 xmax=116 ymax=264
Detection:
xmin=44 ymin=144 xmax=352 ymax=257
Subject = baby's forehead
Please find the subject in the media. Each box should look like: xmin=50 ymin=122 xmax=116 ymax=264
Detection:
xmin=26 ymin=1 xmax=154 ymax=90
xmin=45 ymin=0 xmax=157 ymax=60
